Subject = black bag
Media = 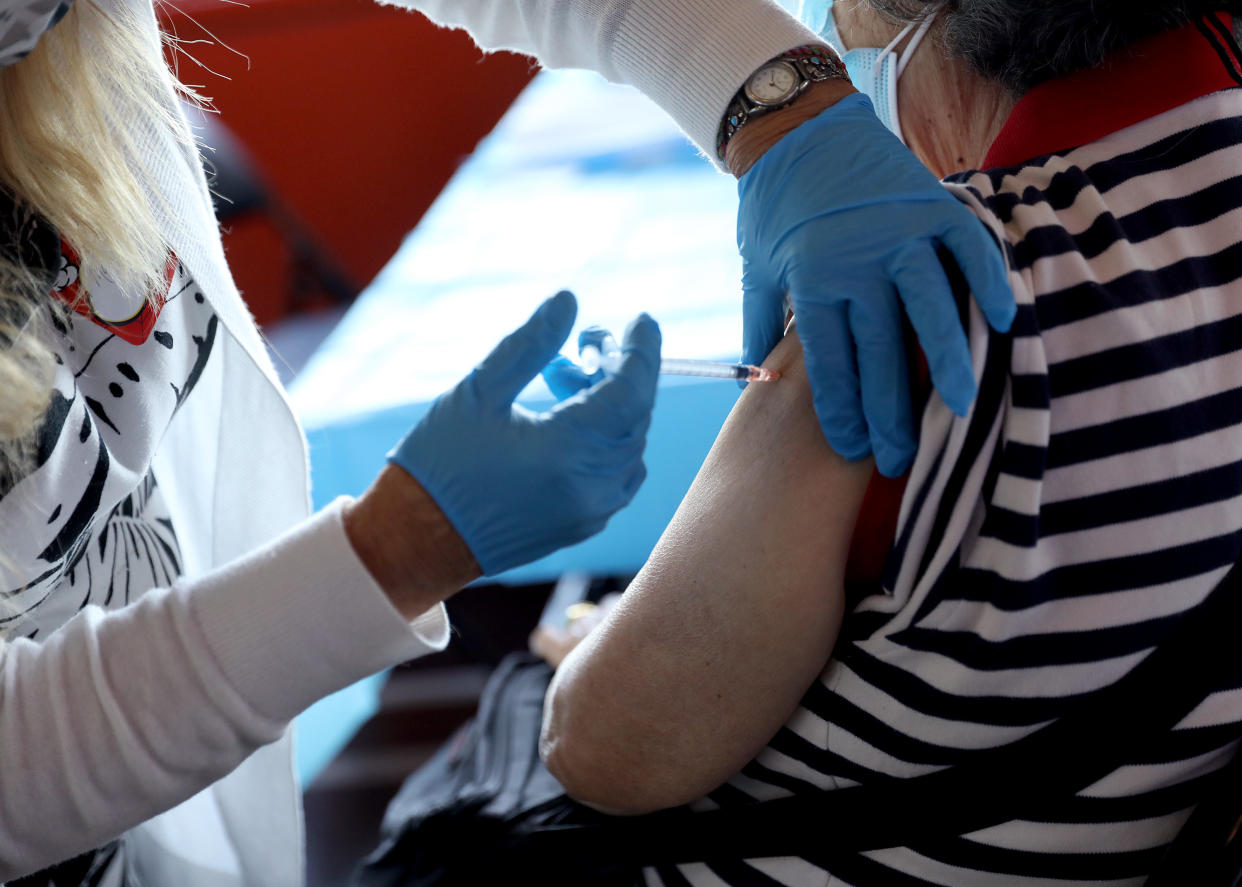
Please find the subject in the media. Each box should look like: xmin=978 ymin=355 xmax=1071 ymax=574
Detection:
xmin=353 ymin=653 xmax=641 ymax=887
xmin=356 ymin=557 xmax=1242 ymax=886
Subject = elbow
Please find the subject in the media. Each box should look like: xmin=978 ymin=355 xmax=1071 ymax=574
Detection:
xmin=539 ymin=686 xmax=707 ymax=816
xmin=540 ymin=725 xmax=672 ymax=816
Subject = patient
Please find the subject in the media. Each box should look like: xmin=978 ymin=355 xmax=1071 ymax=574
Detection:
xmin=537 ymin=1 xmax=1242 ymax=884
xmin=539 ymin=0 xmax=1013 ymax=810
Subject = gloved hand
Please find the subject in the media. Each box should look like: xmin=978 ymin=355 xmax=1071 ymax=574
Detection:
xmin=389 ymin=291 xmax=661 ymax=576
xmin=738 ymin=92 xmax=1015 ymax=477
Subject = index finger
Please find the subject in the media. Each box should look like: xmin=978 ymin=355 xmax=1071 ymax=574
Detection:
xmin=796 ymin=301 xmax=872 ymax=462
xmin=941 ymin=216 xmax=1015 ymax=334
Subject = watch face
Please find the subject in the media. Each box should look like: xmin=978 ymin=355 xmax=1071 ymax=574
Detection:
xmin=745 ymin=61 xmax=800 ymax=107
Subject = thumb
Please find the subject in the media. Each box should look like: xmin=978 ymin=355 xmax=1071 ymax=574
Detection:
xmin=741 ymin=266 xmax=787 ymax=371
xmin=472 ymin=290 xmax=577 ymax=407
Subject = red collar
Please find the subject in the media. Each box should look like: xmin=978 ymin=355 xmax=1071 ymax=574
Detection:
xmin=983 ymin=13 xmax=1242 ymax=169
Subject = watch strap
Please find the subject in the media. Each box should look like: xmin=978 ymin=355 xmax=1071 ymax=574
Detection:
xmin=716 ymin=44 xmax=847 ymax=161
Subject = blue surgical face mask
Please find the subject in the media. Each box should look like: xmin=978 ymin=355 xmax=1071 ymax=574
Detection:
xmin=0 ymin=1 xmax=75 ymax=69
xmin=798 ymin=0 xmax=937 ymax=144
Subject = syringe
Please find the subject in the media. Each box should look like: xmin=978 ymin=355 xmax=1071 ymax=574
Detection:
xmin=579 ymin=329 xmax=780 ymax=383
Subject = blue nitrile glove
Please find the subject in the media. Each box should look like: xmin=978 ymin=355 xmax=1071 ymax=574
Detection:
xmin=389 ymin=291 xmax=661 ymax=576
xmin=738 ymin=92 xmax=1014 ymax=477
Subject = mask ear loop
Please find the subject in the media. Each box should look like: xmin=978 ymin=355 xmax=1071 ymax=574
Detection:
xmin=872 ymin=22 xmax=915 ymax=142
xmin=871 ymin=8 xmax=939 ymax=143
xmin=895 ymin=10 xmax=938 ymax=78
xmin=874 ymin=21 xmax=916 ymax=79
xmin=874 ymin=9 xmax=939 ymax=80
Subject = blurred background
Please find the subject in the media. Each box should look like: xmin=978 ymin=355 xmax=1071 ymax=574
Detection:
xmin=162 ymin=0 xmax=537 ymax=335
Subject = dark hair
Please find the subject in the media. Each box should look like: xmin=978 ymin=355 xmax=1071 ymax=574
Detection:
xmin=870 ymin=0 xmax=1242 ymax=93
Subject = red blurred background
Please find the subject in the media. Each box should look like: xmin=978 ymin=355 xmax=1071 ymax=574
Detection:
xmin=159 ymin=0 xmax=537 ymax=326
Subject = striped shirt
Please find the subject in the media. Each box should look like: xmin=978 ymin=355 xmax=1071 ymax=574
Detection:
xmin=646 ymin=32 xmax=1242 ymax=887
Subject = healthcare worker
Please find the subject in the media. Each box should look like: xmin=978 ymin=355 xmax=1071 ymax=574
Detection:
xmin=0 ymin=1 xmax=1008 ymax=887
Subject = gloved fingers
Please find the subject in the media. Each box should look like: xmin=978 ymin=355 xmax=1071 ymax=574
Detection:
xmin=594 ymin=460 xmax=647 ymax=522
xmin=795 ymin=301 xmax=872 ymax=462
xmin=939 ymin=217 xmax=1016 ymax=334
xmin=891 ymin=246 xmax=976 ymax=418
xmin=740 ymin=263 xmax=788 ymax=372
xmin=541 ymin=355 xmax=601 ymax=402
xmin=553 ymin=312 xmax=661 ymax=440
xmin=472 ymin=290 xmax=577 ymax=409
xmin=849 ymin=296 xmax=917 ymax=477
xmin=572 ymin=433 xmax=647 ymax=474
xmin=573 ymin=453 xmax=647 ymax=501
xmin=552 ymin=459 xmax=644 ymax=536
xmin=619 ymin=459 xmax=647 ymax=507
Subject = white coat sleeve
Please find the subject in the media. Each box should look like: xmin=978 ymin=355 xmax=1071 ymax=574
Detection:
xmin=377 ymin=0 xmax=820 ymax=164
xmin=0 ymin=498 xmax=449 ymax=880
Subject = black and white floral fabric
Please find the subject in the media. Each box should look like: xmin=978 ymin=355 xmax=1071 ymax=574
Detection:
xmin=0 ymin=255 xmax=217 ymax=886
xmin=0 ymin=257 xmax=217 ymax=637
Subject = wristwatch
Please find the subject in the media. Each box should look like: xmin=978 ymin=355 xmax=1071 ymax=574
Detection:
xmin=717 ymin=45 xmax=848 ymax=160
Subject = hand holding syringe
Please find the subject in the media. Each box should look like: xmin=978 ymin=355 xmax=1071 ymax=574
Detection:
xmin=577 ymin=327 xmax=780 ymax=383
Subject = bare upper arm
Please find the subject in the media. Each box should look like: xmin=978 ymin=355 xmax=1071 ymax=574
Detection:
xmin=540 ymin=329 xmax=875 ymax=813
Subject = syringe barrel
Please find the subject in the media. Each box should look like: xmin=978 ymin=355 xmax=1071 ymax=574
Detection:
xmin=577 ymin=326 xmax=776 ymax=382
xmin=658 ymin=358 xmax=744 ymax=379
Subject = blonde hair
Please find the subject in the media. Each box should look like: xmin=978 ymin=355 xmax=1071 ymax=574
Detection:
xmin=0 ymin=0 xmax=191 ymax=485
xmin=0 ymin=2 xmax=197 ymax=626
